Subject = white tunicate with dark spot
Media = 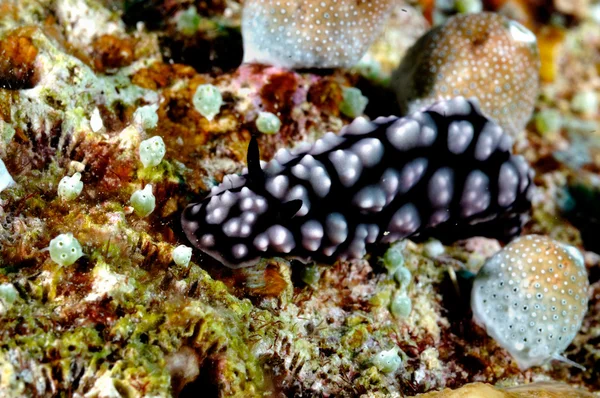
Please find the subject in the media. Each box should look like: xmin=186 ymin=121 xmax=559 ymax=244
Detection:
xmin=399 ymin=158 xmax=428 ymax=194
xmin=329 ymin=149 xmax=362 ymax=187
xmin=301 ymin=220 xmax=324 ymax=252
xmin=428 ymin=167 xmax=454 ymax=208
xmin=461 ymin=170 xmax=491 ymax=217
xmin=387 ymin=119 xmax=420 ymax=151
xmin=350 ymin=138 xmax=384 ymax=167
xmin=326 ymin=213 xmax=348 ymax=245
xmin=498 ymin=162 xmax=519 ymax=207
xmin=352 ymin=185 xmax=387 ymax=212
xmin=448 ymin=121 xmax=474 ymax=154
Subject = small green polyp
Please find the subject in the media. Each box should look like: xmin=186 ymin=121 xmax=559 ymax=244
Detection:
xmin=130 ymin=184 xmax=156 ymax=217
xmin=58 ymin=172 xmax=84 ymax=201
xmin=372 ymin=347 xmax=402 ymax=373
xmin=256 ymin=112 xmax=281 ymax=134
xmin=192 ymin=84 xmax=223 ymax=121
xmin=172 ymin=245 xmax=192 ymax=267
xmin=340 ymin=87 xmax=368 ymax=118
xmin=49 ymin=233 xmax=84 ymax=266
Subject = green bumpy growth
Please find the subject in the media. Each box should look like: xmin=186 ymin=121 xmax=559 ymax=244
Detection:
xmin=256 ymin=112 xmax=281 ymax=134
xmin=340 ymin=87 xmax=369 ymax=118
xmin=58 ymin=172 xmax=84 ymax=201
xmin=192 ymin=84 xmax=223 ymax=121
xmin=130 ymin=184 xmax=156 ymax=217
xmin=139 ymin=136 xmax=166 ymax=169
xmin=49 ymin=233 xmax=84 ymax=266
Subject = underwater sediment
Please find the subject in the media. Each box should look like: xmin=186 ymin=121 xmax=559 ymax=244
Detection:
xmin=0 ymin=0 xmax=599 ymax=397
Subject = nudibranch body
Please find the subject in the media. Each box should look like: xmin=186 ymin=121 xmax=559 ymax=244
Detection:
xmin=241 ymin=0 xmax=393 ymax=69
xmin=392 ymin=12 xmax=540 ymax=138
xmin=181 ymin=97 xmax=534 ymax=268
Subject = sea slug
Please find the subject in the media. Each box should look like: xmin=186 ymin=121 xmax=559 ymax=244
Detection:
xmin=181 ymin=97 xmax=534 ymax=268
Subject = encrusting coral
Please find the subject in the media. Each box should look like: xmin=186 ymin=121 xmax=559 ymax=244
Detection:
xmin=472 ymin=235 xmax=589 ymax=370
xmin=241 ymin=0 xmax=394 ymax=69
xmin=392 ymin=12 xmax=540 ymax=139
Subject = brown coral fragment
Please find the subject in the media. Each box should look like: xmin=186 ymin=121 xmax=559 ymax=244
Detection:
xmin=0 ymin=29 xmax=39 ymax=89
xmin=90 ymin=34 xmax=135 ymax=73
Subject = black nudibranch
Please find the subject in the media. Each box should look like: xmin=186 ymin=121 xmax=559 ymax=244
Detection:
xmin=181 ymin=97 xmax=534 ymax=268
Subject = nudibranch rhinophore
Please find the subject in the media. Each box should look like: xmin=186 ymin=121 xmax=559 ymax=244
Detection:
xmin=392 ymin=12 xmax=540 ymax=138
xmin=181 ymin=97 xmax=534 ymax=268
xmin=241 ymin=0 xmax=393 ymax=69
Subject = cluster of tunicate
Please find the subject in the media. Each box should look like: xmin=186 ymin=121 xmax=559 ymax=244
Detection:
xmin=58 ymin=172 xmax=84 ymax=201
xmin=471 ymin=235 xmax=589 ymax=369
xmin=192 ymin=84 xmax=223 ymax=121
xmin=241 ymin=0 xmax=393 ymax=69
xmin=182 ymin=97 xmax=534 ymax=268
xmin=383 ymin=242 xmax=413 ymax=318
xmin=172 ymin=245 xmax=192 ymax=267
xmin=256 ymin=112 xmax=281 ymax=134
xmin=340 ymin=87 xmax=368 ymax=118
xmin=130 ymin=184 xmax=156 ymax=217
xmin=371 ymin=347 xmax=402 ymax=373
xmin=139 ymin=136 xmax=166 ymax=168
xmin=392 ymin=12 xmax=540 ymax=138
xmin=49 ymin=233 xmax=84 ymax=266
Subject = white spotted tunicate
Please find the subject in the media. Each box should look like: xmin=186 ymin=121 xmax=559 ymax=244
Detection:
xmin=130 ymin=184 xmax=156 ymax=217
xmin=49 ymin=233 xmax=84 ymax=266
xmin=172 ymin=245 xmax=193 ymax=267
xmin=58 ymin=172 xmax=84 ymax=201
xmin=471 ymin=235 xmax=589 ymax=369
xmin=241 ymin=0 xmax=394 ymax=69
xmin=139 ymin=136 xmax=166 ymax=168
xmin=192 ymin=84 xmax=223 ymax=121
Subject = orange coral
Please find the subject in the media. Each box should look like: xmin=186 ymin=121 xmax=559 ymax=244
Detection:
xmin=90 ymin=34 xmax=135 ymax=73
xmin=0 ymin=29 xmax=39 ymax=89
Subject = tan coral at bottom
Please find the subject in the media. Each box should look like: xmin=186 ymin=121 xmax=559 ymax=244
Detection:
xmin=417 ymin=382 xmax=595 ymax=398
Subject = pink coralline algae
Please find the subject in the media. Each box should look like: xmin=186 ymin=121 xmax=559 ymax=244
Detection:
xmin=392 ymin=12 xmax=540 ymax=138
xmin=241 ymin=0 xmax=393 ymax=69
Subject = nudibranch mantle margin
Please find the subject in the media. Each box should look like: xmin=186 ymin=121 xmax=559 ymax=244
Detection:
xmin=181 ymin=97 xmax=534 ymax=268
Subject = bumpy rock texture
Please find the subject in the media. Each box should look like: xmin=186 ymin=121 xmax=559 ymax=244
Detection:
xmin=0 ymin=0 xmax=599 ymax=396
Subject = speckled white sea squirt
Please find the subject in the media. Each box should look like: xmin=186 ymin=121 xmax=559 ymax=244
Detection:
xmin=471 ymin=235 xmax=589 ymax=369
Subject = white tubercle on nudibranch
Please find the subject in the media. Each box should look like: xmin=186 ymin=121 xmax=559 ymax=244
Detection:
xmin=471 ymin=235 xmax=589 ymax=370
